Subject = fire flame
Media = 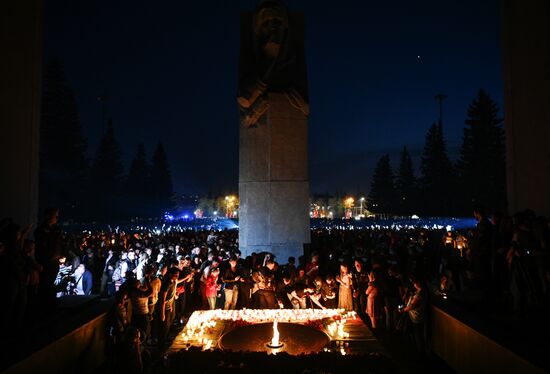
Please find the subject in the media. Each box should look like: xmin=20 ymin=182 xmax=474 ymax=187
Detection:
xmin=271 ymin=320 xmax=280 ymax=347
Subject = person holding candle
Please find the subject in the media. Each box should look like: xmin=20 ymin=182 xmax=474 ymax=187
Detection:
xmin=310 ymin=276 xmax=326 ymax=309
xmin=336 ymin=263 xmax=353 ymax=311
xmin=205 ymin=267 xmax=221 ymax=310
xmin=253 ymin=258 xmax=277 ymax=309
xmin=401 ymin=274 xmax=428 ymax=354
xmin=305 ymin=252 xmax=320 ymax=283
xmin=352 ymin=258 xmax=369 ymax=318
xmin=158 ymin=267 xmax=179 ymax=348
xmin=365 ymin=270 xmax=381 ymax=329
xmin=322 ymin=274 xmax=338 ymax=309
xmin=222 ymin=256 xmax=242 ymax=310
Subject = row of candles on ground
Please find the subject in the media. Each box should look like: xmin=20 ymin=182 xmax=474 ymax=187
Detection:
xmin=185 ymin=308 xmax=353 ymax=325
xmin=180 ymin=309 xmax=358 ymax=351
xmin=181 ymin=318 xmax=216 ymax=350
xmin=181 ymin=335 xmax=214 ymax=351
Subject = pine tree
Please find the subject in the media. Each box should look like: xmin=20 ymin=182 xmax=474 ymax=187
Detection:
xmin=91 ymin=120 xmax=124 ymax=219
xmin=458 ymin=89 xmax=506 ymax=213
xmin=40 ymin=60 xmax=89 ymax=218
xmin=419 ymin=123 xmax=453 ymax=216
xmin=125 ymin=143 xmax=151 ymax=216
xmin=395 ymin=146 xmax=417 ymax=215
xmin=368 ymin=154 xmax=396 ymax=213
xmin=150 ymin=143 xmax=174 ymax=213
xmin=197 ymin=197 xmax=216 ymax=217
xmin=328 ymin=195 xmax=345 ymax=219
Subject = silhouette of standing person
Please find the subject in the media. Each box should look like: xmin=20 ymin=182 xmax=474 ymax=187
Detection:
xmin=34 ymin=208 xmax=63 ymax=311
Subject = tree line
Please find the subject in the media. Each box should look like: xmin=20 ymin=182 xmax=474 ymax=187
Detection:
xmin=39 ymin=60 xmax=505 ymax=221
xmin=39 ymin=60 xmax=174 ymax=221
xmin=368 ymin=89 xmax=506 ymax=217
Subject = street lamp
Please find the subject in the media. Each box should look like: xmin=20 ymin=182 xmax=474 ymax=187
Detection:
xmin=359 ymin=197 xmax=365 ymax=216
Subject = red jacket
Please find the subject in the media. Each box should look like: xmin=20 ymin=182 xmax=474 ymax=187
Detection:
xmin=205 ymin=275 xmax=219 ymax=298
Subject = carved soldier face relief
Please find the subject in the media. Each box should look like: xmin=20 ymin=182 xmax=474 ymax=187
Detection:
xmin=255 ymin=4 xmax=288 ymax=59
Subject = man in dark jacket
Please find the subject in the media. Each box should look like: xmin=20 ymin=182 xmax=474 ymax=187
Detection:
xmin=73 ymin=264 xmax=93 ymax=295
xmin=158 ymin=267 xmax=179 ymax=348
xmin=252 ymin=259 xmax=277 ymax=309
xmin=100 ymin=249 xmax=117 ymax=296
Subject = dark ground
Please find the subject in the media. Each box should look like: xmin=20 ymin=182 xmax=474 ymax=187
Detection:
xmin=373 ymin=328 xmax=454 ymax=374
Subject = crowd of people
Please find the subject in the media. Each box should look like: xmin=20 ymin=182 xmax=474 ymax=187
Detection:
xmin=1 ymin=206 xmax=549 ymax=363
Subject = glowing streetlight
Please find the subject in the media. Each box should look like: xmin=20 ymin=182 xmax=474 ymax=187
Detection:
xmin=225 ymin=195 xmax=236 ymax=217
xmin=344 ymin=197 xmax=354 ymax=219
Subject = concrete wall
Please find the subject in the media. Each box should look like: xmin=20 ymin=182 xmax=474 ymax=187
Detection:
xmin=239 ymin=93 xmax=310 ymax=261
xmin=0 ymin=1 xmax=42 ymax=226
xmin=2 ymin=312 xmax=109 ymax=374
xmin=430 ymin=305 xmax=545 ymax=374
xmin=502 ymin=0 xmax=550 ymax=216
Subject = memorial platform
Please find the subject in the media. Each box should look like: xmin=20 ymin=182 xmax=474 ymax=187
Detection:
xmin=169 ymin=309 xmax=385 ymax=356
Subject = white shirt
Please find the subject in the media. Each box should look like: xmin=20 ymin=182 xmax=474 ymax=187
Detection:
xmin=136 ymin=260 xmax=146 ymax=280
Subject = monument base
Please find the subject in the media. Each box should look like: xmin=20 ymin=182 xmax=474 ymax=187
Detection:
xmin=239 ymin=93 xmax=310 ymax=262
xmin=242 ymin=243 xmax=306 ymax=264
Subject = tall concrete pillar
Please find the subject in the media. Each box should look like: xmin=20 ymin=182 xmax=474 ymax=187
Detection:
xmin=239 ymin=93 xmax=310 ymax=260
xmin=238 ymin=1 xmax=310 ymax=261
xmin=502 ymin=0 xmax=550 ymax=216
xmin=0 ymin=1 xmax=42 ymax=226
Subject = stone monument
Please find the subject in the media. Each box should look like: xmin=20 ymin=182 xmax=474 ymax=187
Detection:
xmin=502 ymin=0 xmax=550 ymax=216
xmin=0 ymin=2 xmax=42 ymax=226
xmin=238 ymin=0 xmax=310 ymax=261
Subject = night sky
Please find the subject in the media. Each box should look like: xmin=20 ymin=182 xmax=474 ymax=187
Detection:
xmin=44 ymin=0 xmax=503 ymax=196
